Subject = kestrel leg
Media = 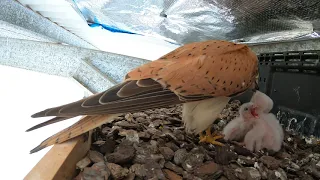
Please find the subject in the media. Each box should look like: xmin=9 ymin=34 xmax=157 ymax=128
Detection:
xmin=199 ymin=126 xmax=225 ymax=146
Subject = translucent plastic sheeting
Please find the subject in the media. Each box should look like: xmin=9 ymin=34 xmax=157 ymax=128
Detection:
xmin=71 ymin=0 xmax=320 ymax=45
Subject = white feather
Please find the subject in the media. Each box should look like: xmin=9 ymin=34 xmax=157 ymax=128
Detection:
xmin=182 ymin=97 xmax=231 ymax=134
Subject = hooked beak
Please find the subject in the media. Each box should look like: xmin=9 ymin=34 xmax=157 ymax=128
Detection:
xmin=250 ymin=106 xmax=259 ymax=118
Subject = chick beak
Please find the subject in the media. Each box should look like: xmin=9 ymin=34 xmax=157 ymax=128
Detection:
xmin=250 ymin=106 xmax=259 ymax=118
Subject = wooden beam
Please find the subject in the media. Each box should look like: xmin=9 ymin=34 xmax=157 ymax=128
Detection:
xmin=24 ymin=131 xmax=92 ymax=180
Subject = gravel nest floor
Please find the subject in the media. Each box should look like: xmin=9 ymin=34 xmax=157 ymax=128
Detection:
xmin=74 ymin=100 xmax=320 ymax=180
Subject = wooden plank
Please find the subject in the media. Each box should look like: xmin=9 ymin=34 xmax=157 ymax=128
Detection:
xmin=24 ymin=131 xmax=92 ymax=180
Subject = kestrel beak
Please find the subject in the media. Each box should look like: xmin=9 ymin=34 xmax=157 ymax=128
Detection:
xmin=250 ymin=105 xmax=259 ymax=118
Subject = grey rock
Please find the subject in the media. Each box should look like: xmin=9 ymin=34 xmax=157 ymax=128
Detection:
xmin=237 ymin=155 xmax=255 ymax=166
xmin=145 ymin=160 xmax=166 ymax=180
xmin=129 ymin=164 xmax=147 ymax=177
xmin=76 ymin=157 xmax=91 ymax=169
xmin=193 ymin=161 xmax=221 ymax=178
xmin=174 ymin=149 xmax=188 ymax=165
xmin=118 ymin=129 xmax=140 ymax=143
xmin=106 ymin=144 xmax=135 ymax=164
xmin=106 ymin=163 xmax=129 ymax=179
xmin=91 ymin=162 xmax=110 ymax=178
xmin=138 ymin=131 xmax=150 ymax=139
xmin=99 ymin=139 xmax=116 ymax=155
xmin=159 ymin=147 xmax=175 ymax=160
xmin=164 ymin=161 xmax=184 ymax=175
xmin=83 ymin=167 xmax=104 ymax=180
xmin=132 ymin=112 xmax=147 ymax=118
xmin=243 ymin=167 xmax=261 ymax=180
xmin=181 ymin=153 xmax=205 ymax=172
xmin=163 ymin=169 xmax=183 ymax=180
xmin=125 ymin=113 xmax=134 ymax=121
xmin=133 ymin=154 xmax=148 ymax=164
xmin=182 ymin=171 xmax=203 ymax=180
xmin=115 ymin=120 xmax=140 ymax=129
xmin=88 ymin=150 xmax=105 ymax=163
xmin=124 ymin=173 xmax=135 ymax=180
xmin=260 ymin=156 xmax=281 ymax=170
xmin=165 ymin=142 xmax=179 ymax=152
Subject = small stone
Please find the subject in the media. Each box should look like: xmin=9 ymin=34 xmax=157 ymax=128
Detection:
xmin=76 ymin=157 xmax=91 ymax=169
xmin=124 ymin=173 xmax=135 ymax=180
xmin=218 ymin=176 xmax=228 ymax=180
xmin=145 ymin=160 xmax=166 ymax=179
xmin=275 ymin=151 xmax=291 ymax=160
xmin=147 ymin=127 xmax=163 ymax=137
xmin=165 ymin=142 xmax=179 ymax=152
xmin=135 ymin=117 xmax=147 ymax=123
xmin=125 ymin=113 xmax=134 ymax=121
xmin=74 ymin=172 xmax=84 ymax=180
xmin=83 ymin=167 xmax=104 ymax=180
xmin=91 ymin=162 xmax=110 ymax=177
xmin=159 ymin=158 xmax=166 ymax=168
xmin=182 ymin=153 xmax=205 ymax=172
xmin=163 ymin=169 xmax=183 ymax=180
xmin=174 ymin=149 xmax=188 ymax=165
xmin=254 ymin=162 xmax=268 ymax=179
xmin=115 ymin=120 xmax=140 ymax=129
xmin=138 ymin=131 xmax=150 ymax=139
xmin=176 ymin=134 xmax=185 ymax=141
xmin=238 ymin=155 xmax=255 ymax=166
xmin=93 ymin=140 xmax=106 ymax=146
xmin=99 ymin=139 xmax=116 ymax=155
xmin=193 ymin=161 xmax=221 ymax=178
xmin=275 ymin=168 xmax=287 ymax=180
xmin=88 ymin=150 xmax=105 ymax=163
xmin=133 ymin=154 xmax=148 ymax=164
xmin=267 ymin=170 xmax=278 ymax=180
xmin=159 ymin=147 xmax=175 ymax=160
xmin=306 ymin=165 xmax=320 ymax=179
xmin=106 ymin=144 xmax=135 ymax=164
xmin=316 ymin=161 xmax=320 ymax=170
xmin=118 ymin=129 xmax=140 ymax=143
xmin=129 ymin=164 xmax=147 ymax=177
xmin=223 ymin=166 xmax=239 ymax=180
xmin=150 ymin=154 xmax=165 ymax=162
xmin=101 ymin=126 xmax=112 ymax=134
xmin=150 ymin=140 xmax=158 ymax=147
xmin=164 ymin=162 xmax=184 ymax=174
xmin=106 ymin=163 xmax=129 ymax=179
xmin=182 ymin=171 xmax=203 ymax=180
xmin=260 ymin=156 xmax=281 ymax=170
xmin=296 ymin=171 xmax=315 ymax=180
xmin=166 ymin=117 xmax=182 ymax=124
xmin=235 ymin=168 xmax=247 ymax=180
xmin=215 ymin=146 xmax=238 ymax=165
xmin=244 ymin=167 xmax=261 ymax=180
xmin=234 ymin=145 xmax=254 ymax=156
xmin=149 ymin=119 xmax=163 ymax=127
xmin=290 ymin=161 xmax=300 ymax=170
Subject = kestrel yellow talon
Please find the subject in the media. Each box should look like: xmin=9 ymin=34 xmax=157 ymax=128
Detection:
xmin=199 ymin=127 xmax=225 ymax=146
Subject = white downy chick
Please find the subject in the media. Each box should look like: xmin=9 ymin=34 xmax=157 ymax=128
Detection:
xmin=244 ymin=113 xmax=284 ymax=152
xmin=250 ymin=90 xmax=273 ymax=113
xmin=244 ymin=91 xmax=284 ymax=152
xmin=222 ymin=102 xmax=258 ymax=141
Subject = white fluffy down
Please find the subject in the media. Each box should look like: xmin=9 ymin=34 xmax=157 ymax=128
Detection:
xmin=182 ymin=97 xmax=231 ymax=134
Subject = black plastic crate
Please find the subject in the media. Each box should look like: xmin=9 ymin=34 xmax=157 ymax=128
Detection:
xmin=257 ymin=50 xmax=320 ymax=138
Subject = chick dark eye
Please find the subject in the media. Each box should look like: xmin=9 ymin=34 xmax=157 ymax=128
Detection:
xmin=244 ymin=107 xmax=248 ymax=111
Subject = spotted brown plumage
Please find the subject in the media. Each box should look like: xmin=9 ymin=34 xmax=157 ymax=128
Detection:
xmin=125 ymin=40 xmax=257 ymax=98
xmin=28 ymin=40 xmax=258 ymax=153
